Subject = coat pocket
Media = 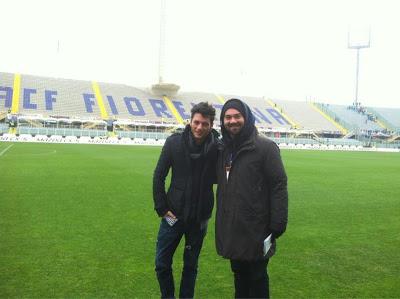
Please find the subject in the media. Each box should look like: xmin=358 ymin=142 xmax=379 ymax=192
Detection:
xmin=167 ymin=187 xmax=185 ymax=215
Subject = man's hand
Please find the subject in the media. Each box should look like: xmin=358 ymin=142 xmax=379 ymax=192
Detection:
xmin=164 ymin=211 xmax=176 ymax=219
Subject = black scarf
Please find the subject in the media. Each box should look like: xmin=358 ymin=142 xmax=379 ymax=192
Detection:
xmin=183 ymin=124 xmax=216 ymax=160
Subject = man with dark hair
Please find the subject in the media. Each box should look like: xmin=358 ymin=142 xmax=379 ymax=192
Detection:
xmin=216 ymin=98 xmax=288 ymax=298
xmin=153 ymin=102 xmax=218 ymax=298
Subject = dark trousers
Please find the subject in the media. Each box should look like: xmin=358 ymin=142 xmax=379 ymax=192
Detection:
xmin=155 ymin=219 xmax=207 ymax=299
xmin=230 ymin=259 xmax=269 ymax=299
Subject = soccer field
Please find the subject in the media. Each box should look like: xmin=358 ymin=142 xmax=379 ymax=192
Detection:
xmin=0 ymin=142 xmax=399 ymax=298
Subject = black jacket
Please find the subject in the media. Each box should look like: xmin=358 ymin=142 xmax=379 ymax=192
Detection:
xmin=153 ymin=125 xmax=219 ymax=223
xmin=216 ymin=98 xmax=288 ymax=261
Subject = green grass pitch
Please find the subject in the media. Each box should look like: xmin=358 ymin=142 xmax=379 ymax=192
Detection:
xmin=0 ymin=142 xmax=399 ymax=298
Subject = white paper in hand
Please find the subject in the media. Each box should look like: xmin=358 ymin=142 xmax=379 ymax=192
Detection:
xmin=263 ymin=234 xmax=272 ymax=256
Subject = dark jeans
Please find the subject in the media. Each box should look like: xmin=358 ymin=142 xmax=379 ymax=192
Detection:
xmin=230 ymin=259 xmax=270 ymax=299
xmin=155 ymin=218 xmax=207 ymax=299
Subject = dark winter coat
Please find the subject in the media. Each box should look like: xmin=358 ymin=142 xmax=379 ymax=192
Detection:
xmin=216 ymin=99 xmax=288 ymax=261
xmin=153 ymin=125 xmax=219 ymax=223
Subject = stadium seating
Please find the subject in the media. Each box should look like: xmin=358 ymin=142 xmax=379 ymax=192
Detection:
xmin=273 ymin=99 xmax=338 ymax=132
xmin=324 ymin=104 xmax=382 ymax=131
xmin=0 ymin=72 xmax=329 ymax=131
xmin=368 ymin=107 xmax=400 ymax=131
xmin=2 ymin=71 xmax=400 ymax=152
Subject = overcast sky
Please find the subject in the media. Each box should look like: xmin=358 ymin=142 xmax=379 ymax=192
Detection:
xmin=2 ymin=0 xmax=400 ymax=108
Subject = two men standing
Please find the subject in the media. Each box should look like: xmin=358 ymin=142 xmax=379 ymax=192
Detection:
xmin=153 ymin=99 xmax=288 ymax=298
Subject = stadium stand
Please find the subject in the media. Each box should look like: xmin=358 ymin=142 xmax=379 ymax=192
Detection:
xmin=0 ymin=72 xmax=305 ymax=131
xmin=98 ymin=83 xmax=179 ymax=124
xmin=367 ymin=107 xmax=400 ymax=132
xmin=273 ymin=99 xmax=339 ymax=132
xmin=19 ymin=74 xmax=96 ymax=119
xmin=1 ymin=71 xmax=400 ymax=150
xmin=321 ymin=104 xmax=382 ymax=132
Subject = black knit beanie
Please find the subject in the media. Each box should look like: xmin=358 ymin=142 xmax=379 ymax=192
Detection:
xmin=220 ymin=98 xmax=247 ymax=121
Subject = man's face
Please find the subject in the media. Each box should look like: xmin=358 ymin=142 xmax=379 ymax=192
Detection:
xmin=223 ymin=108 xmax=245 ymax=136
xmin=190 ymin=113 xmax=212 ymax=143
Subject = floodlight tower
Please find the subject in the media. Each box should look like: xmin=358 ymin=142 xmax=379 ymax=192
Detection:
xmin=348 ymin=28 xmax=371 ymax=108
xmin=151 ymin=0 xmax=180 ymax=97
xmin=158 ymin=0 xmax=166 ymax=84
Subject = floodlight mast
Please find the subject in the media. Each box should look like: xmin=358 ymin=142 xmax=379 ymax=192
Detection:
xmin=152 ymin=0 xmax=180 ymax=97
xmin=348 ymin=29 xmax=371 ymax=108
xmin=158 ymin=0 xmax=166 ymax=84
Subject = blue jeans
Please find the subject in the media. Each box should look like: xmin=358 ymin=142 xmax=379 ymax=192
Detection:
xmin=155 ymin=219 xmax=207 ymax=299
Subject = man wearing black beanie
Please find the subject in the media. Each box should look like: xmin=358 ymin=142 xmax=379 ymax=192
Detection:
xmin=215 ymin=98 xmax=288 ymax=298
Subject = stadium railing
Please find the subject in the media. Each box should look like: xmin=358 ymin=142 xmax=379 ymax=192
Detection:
xmin=367 ymin=107 xmax=399 ymax=133
xmin=314 ymin=103 xmax=354 ymax=131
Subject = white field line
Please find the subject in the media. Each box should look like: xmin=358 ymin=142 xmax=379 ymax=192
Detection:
xmin=16 ymin=150 xmax=57 ymax=157
xmin=0 ymin=144 xmax=13 ymax=157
